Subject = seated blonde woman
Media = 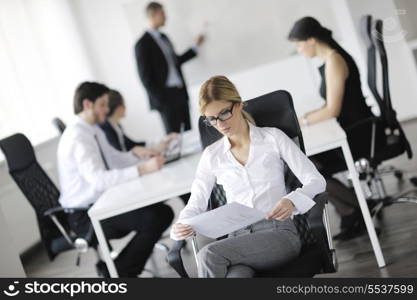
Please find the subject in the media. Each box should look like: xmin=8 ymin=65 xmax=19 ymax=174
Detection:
xmin=170 ymin=76 xmax=326 ymax=278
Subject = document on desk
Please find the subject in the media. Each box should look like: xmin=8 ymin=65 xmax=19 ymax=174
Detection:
xmin=181 ymin=202 xmax=266 ymax=239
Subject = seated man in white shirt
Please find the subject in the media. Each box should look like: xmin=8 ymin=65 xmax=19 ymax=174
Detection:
xmin=57 ymin=81 xmax=174 ymax=277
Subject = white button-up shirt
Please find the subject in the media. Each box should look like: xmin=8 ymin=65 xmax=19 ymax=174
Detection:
xmin=171 ymin=123 xmax=326 ymax=239
xmin=57 ymin=116 xmax=140 ymax=208
xmin=147 ymin=29 xmax=183 ymax=88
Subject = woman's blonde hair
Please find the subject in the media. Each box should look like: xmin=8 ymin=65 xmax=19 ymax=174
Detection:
xmin=199 ymin=75 xmax=255 ymax=125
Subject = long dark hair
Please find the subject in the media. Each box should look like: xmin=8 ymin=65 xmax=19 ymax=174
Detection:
xmin=107 ymin=89 xmax=124 ymax=117
xmin=288 ymin=16 xmax=355 ymax=67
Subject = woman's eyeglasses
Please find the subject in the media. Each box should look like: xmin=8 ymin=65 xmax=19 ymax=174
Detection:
xmin=204 ymin=103 xmax=236 ymax=126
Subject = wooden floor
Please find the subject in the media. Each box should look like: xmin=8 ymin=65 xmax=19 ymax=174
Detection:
xmin=24 ymin=120 xmax=417 ymax=278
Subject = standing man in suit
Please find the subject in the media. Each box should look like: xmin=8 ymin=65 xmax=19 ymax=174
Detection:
xmin=134 ymin=2 xmax=205 ymax=134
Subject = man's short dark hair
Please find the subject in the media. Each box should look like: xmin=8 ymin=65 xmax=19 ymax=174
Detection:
xmin=145 ymin=2 xmax=163 ymax=17
xmin=107 ymin=89 xmax=125 ymax=118
xmin=73 ymin=81 xmax=110 ymax=114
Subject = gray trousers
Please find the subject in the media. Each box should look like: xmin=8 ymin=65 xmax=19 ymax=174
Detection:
xmin=197 ymin=218 xmax=301 ymax=278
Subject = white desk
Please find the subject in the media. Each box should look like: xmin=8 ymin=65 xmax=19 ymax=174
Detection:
xmin=302 ymin=119 xmax=385 ymax=268
xmin=88 ymin=133 xmax=202 ymax=278
xmin=89 ymin=119 xmax=386 ymax=278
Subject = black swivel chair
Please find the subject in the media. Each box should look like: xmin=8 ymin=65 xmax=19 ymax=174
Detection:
xmin=166 ymin=90 xmax=337 ymax=277
xmin=360 ymin=16 xmax=386 ymax=127
xmin=0 ymin=133 xmax=96 ymax=266
xmin=0 ymin=133 xmax=170 ymax=277
xmin=360 ymin=16 xmax=412 ymax=173
xmin=355 ymin=16 xmax=417 ymax=217
xmin=52 ymin=117 xmax=66 ymax=135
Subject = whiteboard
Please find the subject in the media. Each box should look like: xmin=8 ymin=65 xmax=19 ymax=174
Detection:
xmin=122 ymin=0 xmax=339 ymax=84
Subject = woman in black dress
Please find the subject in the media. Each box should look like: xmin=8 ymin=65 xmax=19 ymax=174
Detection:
xmin=288 ymin=17 xmax=376 ymax=240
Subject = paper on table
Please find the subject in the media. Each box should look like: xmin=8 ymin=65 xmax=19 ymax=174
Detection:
xmin=181 ymin=202 xmax=266 ymax=239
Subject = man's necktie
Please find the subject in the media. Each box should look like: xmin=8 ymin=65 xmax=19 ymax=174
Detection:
xmin=94 ymin=135 xmax=109 ymax=170
xmin=160 ymin=34 xmax=178 ymax=64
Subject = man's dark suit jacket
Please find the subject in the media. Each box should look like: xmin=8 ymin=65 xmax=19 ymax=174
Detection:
xmin=134 ymin=31 xmax=196 ymax=110
xmin=99 ymin=121 xmax=145 ymax=152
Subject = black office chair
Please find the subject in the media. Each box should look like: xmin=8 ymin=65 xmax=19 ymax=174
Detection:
xmin=52 ymin=117 xmax=66 ymax=135
xmin=1 ymin=133 xmax=171 ymax=277
xmin=360 ymin=16 xmax=386 ymax=125
xmin=359 ymin=16 xmax=409 ymax=180
xmin=0 ymin=133 xmax=96 ymax=267
xmin=166 ymin=90 xmax=337 ymax=277
xmin=355 ymin=16 xmax=417 ymax=217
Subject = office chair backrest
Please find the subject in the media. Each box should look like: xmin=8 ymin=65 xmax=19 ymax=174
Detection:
xmin=0 ymin=133 xmax=67 ymax=259
xmin=199 ymin=90 xmax=305 ymax=153
xmin=0 ymin=133 xmax=61 ymax=216
xmin=198 ymin=90 xmax=316 ymax=246
xmin=373 ymin=20 xmax=395 ymax=123
xmin=52 ymin=117 xmax=66 ymax=135
xmin=373 ymin=19 xmax=413 ymax=159
xmin=360 ymin=15 xmax=385 ymax=121
xmin=199 ymin=90 xmax=305 ymax=192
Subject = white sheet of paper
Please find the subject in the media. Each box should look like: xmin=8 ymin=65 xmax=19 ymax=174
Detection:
xmin=181 ymin=202 xmax=266 ymax=239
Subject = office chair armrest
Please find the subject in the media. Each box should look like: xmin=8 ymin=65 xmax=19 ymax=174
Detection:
xmin=43 ymin=206 xmax=89 ymax=217
xmin=307 ymin=192 xmax=327 ymax=228
xmin=166 ymin=194 xmax=334 ymax=278
xmin=44 ymin=206 xmax=96 ymax=250
xmin=307 ymin=192 xmax=336 ymax=273
xmin=166 ymin=240 xmax=190 ymax=278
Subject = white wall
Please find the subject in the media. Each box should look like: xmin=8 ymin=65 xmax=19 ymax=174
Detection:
xmin=394 ymin=0 xmax=417 ymax=42
xmin=123 ymin=0 xmax=340 ymax=85
xmin=0 ymin=0 xmax=81 ymax=254
xmin=188 ymin=55 xmax=325 ymax=117
xmin=336 ymin=0 xmax=417 ymax=121
xmin=0 ymin=0 xmax=95 ymax=145
xmin=70 ymin=0 xmax=417 ymax=142
xmin=70 ymin=0 xmax=340 ymax=142
xmin=70 ymin=0 xmax=165 ymax=142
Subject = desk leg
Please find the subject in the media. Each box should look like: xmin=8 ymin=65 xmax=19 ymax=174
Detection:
xmin=90 ymin=217 xmax=119 ymax=277
xmin=341 ymin=140 xmax=386 ymax=268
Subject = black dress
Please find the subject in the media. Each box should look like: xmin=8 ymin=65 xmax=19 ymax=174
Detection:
xmin=311 ymin=51 xmax=375 ymax=176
